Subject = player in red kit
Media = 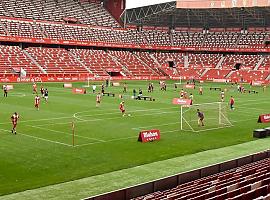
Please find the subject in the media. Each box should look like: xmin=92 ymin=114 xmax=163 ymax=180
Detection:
xmin=35 ymin=95 xmax=41 ymax=110
xmin=229 ymin=96 xmax=235 ymax=110
xmin=11 ymin=112 xmax=19 ymax=134
xmin=33 ymin=83 xmax=37 ymax=94
xmin=199 ymin=86 xmax=203 ymax=95
xmin=96 ymin=93 xmax=101 ymax=107
xmin=119 ymin=101 xmax=126 ymax=116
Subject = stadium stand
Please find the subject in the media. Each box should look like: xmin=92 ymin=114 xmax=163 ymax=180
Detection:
xmin=70 ymin=49 xmax=121 ymax=77
xmin=204 ymin=31 xmax=240 ymax=48
xmin=108 ymin=50 xmax=159 ymax=77
xmin=25 ymin=47 xmax=89 ymax=74
xmin=0 ymin=45 xmax=42 ymax=75
xmin=0 ymin=0 xmax=120 ymax=27
xmin=133 ymin=157 xmax=270 ymax=200
xmin=86 ymin=151 xmax=270 ymax=200
xmin=0 ymin=1 xmax=268 ymax=81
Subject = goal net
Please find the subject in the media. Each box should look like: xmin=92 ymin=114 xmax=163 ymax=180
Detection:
xmin=180 ymin=102 xmax=232 ymax=132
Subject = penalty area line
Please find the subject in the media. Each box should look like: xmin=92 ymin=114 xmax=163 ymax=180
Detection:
xmin=0 ymin=128 xmax=73 ymax=147
xmin=28 ymin=125 xmax=106 ymax=142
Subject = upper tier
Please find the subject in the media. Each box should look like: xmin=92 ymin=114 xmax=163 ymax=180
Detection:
xmin=0 ymin=0 xmax=120 ymax=28
xmin=0 ymin=17 xmax=269 ymax=52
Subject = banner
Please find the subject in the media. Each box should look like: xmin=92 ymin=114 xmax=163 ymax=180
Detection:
xmin=185 ymin=84 xmax=195 ymax=89
xmin=64 ymin=83 xmax=72 ymax=88
xmin=2 ymin=85 xmax=14 ymax=90
xmin=0 ymin=35 xmax=269 ymax=53
xmin=258 ymin=114 xmax=270 ymax=123
xmin=7 ymin=85 xmax=14 ymax=90
xmin=172 ymin=98 xmax=192 ymax=105
xmin=72 ymin=88 xmax=86 ymax=94
xmin=213 ymin=79 xmax=228 ymax=83
xmin=138 ymin=129 xmax=160 ymax=143
xmin=252 ymin=81 xmax=263 ymax=86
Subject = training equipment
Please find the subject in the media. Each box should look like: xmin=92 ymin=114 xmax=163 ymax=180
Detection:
xmin=180 ymin=102 xmax=232 ymax=132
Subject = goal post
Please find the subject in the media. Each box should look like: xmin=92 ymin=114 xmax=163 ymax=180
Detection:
xmin=180 ymin=102 xmax=232 ymax=132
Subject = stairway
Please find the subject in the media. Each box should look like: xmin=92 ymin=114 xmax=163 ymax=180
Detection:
xmin=215 ymin=56 xmax=225 ymax=69
xmin=23 ymin=50 xmax=47 ymax=74
xmin=253 ymin=57 xmax=265 ymax=70
xmin=225 ymin=70 xmax=235 ymax=78
xmin=68 ymin=51 xmax=93 ymax=74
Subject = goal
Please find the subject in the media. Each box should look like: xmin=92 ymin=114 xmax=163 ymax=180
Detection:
xmin=180 ymin=102 xmax=232 ymax=132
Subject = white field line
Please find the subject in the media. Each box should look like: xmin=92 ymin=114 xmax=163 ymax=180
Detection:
xmin=37 ymin=110 xmax=180 ymax=127
xmin=0 ymin=116 xmax=72 ymax=125
xmin=28 ymin=125 xmax=105 ymax=142
xmin=73 ymin=107 xmax=178 ymax=118
xmin=0 ymin=128 xmax=73 ymax=147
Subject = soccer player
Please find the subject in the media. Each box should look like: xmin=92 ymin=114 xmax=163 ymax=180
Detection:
xmin=220 ymin=91 xmax=225 ymax=102
xmin=263 ymin=85 xmax=267 ymax=93
xmin=132 ymin=88 xmax=137 ymax=98
xmin=119 ymin=101 xmax=126 ymax=116
xmin=96 ymin=93 xmax=101 ymax=107
xmin=123 ymin=83 xmax=127 ymax=93
xmin=3 ymin=84 xmax=8 ymax=97
xmin=101 ymin=84 xmax=105 ymax=95
xmin=148 ymin=83 xmax=151 ymax=93
xmin=11 ymin=112 xmax=19 ymax=134
xmin=229 ymin=96 xmax=235 ymax=110
xmin=33 ymin=82 xmax=37 ymax=94
xmin=35 ymin=95 xmax=41 ymax=110
xmin=40 ymin=85 xmax=45 ymax=98
xmin=44 ymin=88 xmax=49 ymax=103
xmin=180 ymin=89 xmax=185 ymax=98
xmin=197 ymin=109 xmax=205 ymax=126
xmin=189 ymin=93 xmax=194 ymax=105
xmin=199 ymin=86 xmax=203 ymax=95
xmin=92 ymin=84 xmax=96 ymax=93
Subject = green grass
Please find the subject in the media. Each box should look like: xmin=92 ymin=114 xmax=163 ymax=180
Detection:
xmin=0 ymin=80 xmax=269 ymax=198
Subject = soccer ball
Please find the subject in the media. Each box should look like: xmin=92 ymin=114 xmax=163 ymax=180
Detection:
xmin=128 ymin=114 xmax=131 ymax=117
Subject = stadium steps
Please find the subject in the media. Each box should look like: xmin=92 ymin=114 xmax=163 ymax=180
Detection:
xmin=234 ymin=32 xmax=242 ymax=46
xmin=200 ymin=31 xmax=208 ymax=46
xmin=266 ymin=73 xmax=270 ymax=81
xmin=147 ymin=53 xmax=169 ymax=76
xmin=107 ymin=53 xmax=132 ymax=76
xmin=133 ymin=53 xmax=160 ymax=76
xmin=0 ymin=1 xmax=12 ymax=17
xmin=184 ymin=54 xmax=189 ymax=68
xmin=22 ymin=49 xmax=47 ymax=74
xmin=200 ymin=68 xmax=209 ymax=78
xmin=215 ymin=56 xmax=226 ymax=69
xmin=0 ymin=20 xmax=9 ymax=35
xmin=225 ymin=70 xmax=234 ymax=78
xmin=254 ymin=57 xmax=265 ymax=70
xmin=33 ymin=21 xmax=47 ymax=38
xmin=67 ymin=50 xmax=93 ymax=75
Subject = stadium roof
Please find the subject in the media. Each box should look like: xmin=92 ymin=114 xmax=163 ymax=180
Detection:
xmin=122 ymin=0 xmax=270 ymax=28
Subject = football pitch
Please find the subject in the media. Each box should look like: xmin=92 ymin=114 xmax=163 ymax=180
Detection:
xmin=0 ymin=80 xmax=269 ymax=198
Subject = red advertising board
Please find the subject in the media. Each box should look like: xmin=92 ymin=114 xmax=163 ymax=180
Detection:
xmin=72 ymin=88 xmax=86 ymax=94
xmin=172 ymin=98 xmax=192 ymax=105
xmin=185 ymin=84 xmax=195 ymax=89
xmin=258 ymin=114 xmax=270 ymax=123
xmin=138 ymin=129 xmax=161 ymax=143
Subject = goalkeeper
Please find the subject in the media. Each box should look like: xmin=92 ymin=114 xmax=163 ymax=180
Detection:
xmin=197 ymin=109 xmax=205 ymax=127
